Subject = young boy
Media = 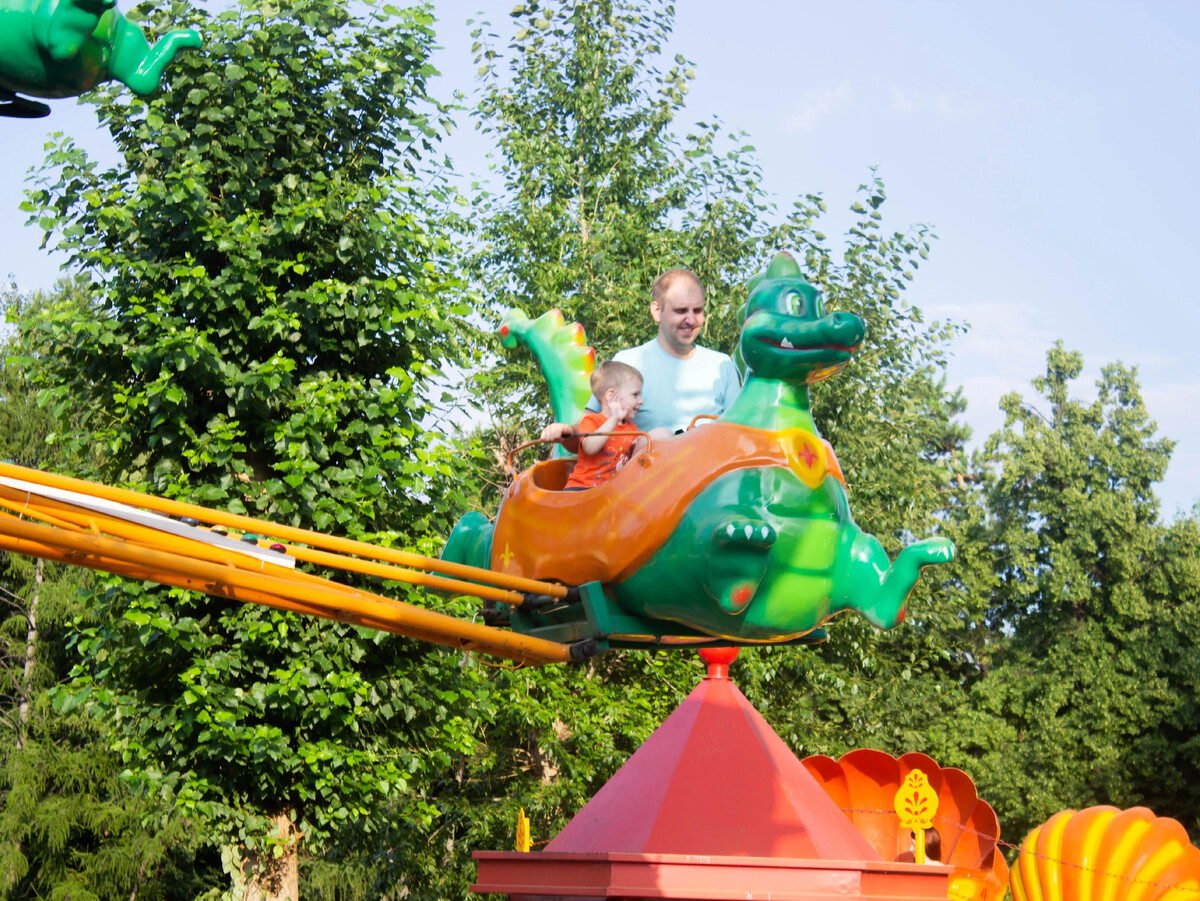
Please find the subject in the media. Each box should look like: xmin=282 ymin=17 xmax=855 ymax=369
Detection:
xmin=562 ymin=361 xmax=648 ymax=490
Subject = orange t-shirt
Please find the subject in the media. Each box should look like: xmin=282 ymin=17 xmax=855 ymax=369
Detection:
xmin=563 ymin=412 xmax=640 ymax=489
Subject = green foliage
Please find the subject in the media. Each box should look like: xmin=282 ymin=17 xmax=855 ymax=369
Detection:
xmin=942 ymin=343 xmax=1200 ymax=844
xmin=0 ymin=283 xmax=210 ymax=901
xmin=18 ymin=0 xmax=483 ymax=891
xmin=0 ymin=709 xmax=213 ymax=901
xmin=23 ymin=0 xmax=468 ymax=536
xmin=464 ymin=0 xmax=771 ymax=455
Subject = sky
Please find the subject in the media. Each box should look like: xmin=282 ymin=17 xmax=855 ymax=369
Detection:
xmin=3 ymin=1 xmax=1198 ymax=516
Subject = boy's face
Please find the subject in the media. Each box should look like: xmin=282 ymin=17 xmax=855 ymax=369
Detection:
xmin=604 ymin=377 xmax=644 ymax=422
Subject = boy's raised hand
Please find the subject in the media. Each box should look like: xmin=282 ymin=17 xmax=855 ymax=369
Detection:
xmin=608 ymin=397 xmax=631 ymax=423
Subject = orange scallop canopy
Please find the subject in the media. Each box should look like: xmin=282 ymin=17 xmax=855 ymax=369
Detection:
xmin=802 ymin=748 xmax=1008 ymax=901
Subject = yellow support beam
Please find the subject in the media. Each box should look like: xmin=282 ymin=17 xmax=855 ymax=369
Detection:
xmin=0 ymin=513 xmax=572 ymax=666
xmin=0 ymin=460 xmax=567 ymax=597
xmin=0 ymin=462 xmax=577 ymax=666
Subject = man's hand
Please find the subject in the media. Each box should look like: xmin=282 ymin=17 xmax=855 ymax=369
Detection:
xmin=540 ymin=422 xmax=576 ymax=443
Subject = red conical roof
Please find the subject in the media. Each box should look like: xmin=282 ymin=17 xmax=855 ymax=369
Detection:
xmin=473 ymin=652 xmax=953 ymax=901
xmin=546 ymin=657 xmax=880 ymax=860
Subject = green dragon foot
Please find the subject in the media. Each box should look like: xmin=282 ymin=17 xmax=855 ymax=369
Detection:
xmin=113 ymin=24 xmax=203 ymax=95
xmin=856 ymin=536 xmax=955 ymax=629
xmin=709 ymin=520 xmax=777 ymax=614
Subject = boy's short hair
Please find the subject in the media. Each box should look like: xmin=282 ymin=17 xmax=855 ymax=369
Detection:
xmin=590 ymin=360 xmax=642 ymax=399
xmin=651 ymin=268 xmax=704 ymax=306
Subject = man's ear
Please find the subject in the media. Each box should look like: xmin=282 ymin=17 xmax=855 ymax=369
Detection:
xmin=650 ymin=299 xmax=662 ymax=324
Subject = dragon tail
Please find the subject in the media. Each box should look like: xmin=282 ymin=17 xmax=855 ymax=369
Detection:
xmin=499 ymin=309 xmax=596 ymax=427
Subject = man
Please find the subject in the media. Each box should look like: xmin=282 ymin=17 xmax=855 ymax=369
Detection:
xmin=542 ymin=268 xmax=741 ymax=442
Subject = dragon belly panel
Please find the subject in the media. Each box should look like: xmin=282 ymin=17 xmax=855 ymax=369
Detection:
xmin=616 ymin=466 xmax=849 ymax=641
xmin=489 ymin=424 xmax=793 ymax=585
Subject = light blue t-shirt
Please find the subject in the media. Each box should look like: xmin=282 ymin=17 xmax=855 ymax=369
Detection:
xmin=588 ymin=339 xmax=742 ymax=433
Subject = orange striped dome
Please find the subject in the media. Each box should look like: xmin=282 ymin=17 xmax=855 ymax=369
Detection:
xmin=1012 ymin=807 xmax=1200 ymax=901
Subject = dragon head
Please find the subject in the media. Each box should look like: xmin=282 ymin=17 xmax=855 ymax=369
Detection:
xmin=738 ymin=251 xmax=864 ymax=384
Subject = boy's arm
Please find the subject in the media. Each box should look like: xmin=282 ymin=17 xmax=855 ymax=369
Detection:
xmin=579 ymin=412 xmax=623 ymax=456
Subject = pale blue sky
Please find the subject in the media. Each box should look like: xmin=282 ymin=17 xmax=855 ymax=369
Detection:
xmin=4 ymin=1 xmax=1198 ymax=515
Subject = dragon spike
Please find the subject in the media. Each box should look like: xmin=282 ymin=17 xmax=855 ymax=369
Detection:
xmin=764 ymin=250 xmax=803 ymax=279
xmin=498 ymin=309 xmax=531 ymax=349
xmin=562 ymin=345 xmax=596 ymax=372
xmin=546 ymin=309 xmax=565 ymax=328
xmin=562 ymin=322 xmax=586 ymax=346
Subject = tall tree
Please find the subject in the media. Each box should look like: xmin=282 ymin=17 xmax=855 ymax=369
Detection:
xmin=432 ymin=5 xmax=977 ymax=895
xmin=20 ymin=1 xmax=482 ymax=896
xmin=464 ymin=0 xmax=772 ymax=449
xmin=943 ymin=343 xmax=1200 ymax=842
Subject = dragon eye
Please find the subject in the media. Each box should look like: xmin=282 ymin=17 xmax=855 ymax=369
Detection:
xmin=784 ymin=291 xmax=806 ymax=316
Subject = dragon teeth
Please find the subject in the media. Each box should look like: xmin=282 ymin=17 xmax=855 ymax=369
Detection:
xmin=780 ymin=337 xmax=794 ymax=349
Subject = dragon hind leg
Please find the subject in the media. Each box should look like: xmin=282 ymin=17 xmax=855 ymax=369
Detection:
xmin=110 ymin=19 xmax=202 ymax=96
xmin=846 ymin=534 xmax=955 ymax=629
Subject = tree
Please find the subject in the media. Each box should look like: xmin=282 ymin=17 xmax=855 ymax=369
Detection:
xmin=20 ymin=1 xmax=483 ymax=896
xmin=943 ymin=343 xmax=1200 ymax=842
xmin=424 ymin=4 xmax=978 ymax=892
xmin=463 ymin=0 xmax=773 ymax=456
xmin=0 ymin=281 xmax=210 ymax=900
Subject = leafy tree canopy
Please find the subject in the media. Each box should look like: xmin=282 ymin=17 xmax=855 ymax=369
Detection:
xmin=943 ymin=343 xmax=1200 ymax=842
xmin=18 ymin=1 xmax=487 ymax=896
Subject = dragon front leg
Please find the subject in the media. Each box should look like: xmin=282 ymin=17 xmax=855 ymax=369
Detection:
xmin=707 ymin=519 xmax=777 ymax=615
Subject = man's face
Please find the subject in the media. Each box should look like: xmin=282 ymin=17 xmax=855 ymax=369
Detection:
xmin=651 ymin=279 xmax=705 ymax=358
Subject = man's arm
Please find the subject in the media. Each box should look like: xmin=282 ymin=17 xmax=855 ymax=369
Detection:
xmin=716 ymin=356 xmax=743 ymax=414
xmin=540 ymin=422 xmax=581 ymax=454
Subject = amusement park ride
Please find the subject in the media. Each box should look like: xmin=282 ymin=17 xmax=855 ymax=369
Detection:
xmin=0 ymin=251 xmax=958 ymax=666
xmin=3 ymin=7 xmax=1200 ymax=900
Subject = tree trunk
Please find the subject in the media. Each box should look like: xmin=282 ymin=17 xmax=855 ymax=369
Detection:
xmin=242 ymin=810 xmax=300 ymax=901
xmin=16 ymin=557 xmax=41 ymax=748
